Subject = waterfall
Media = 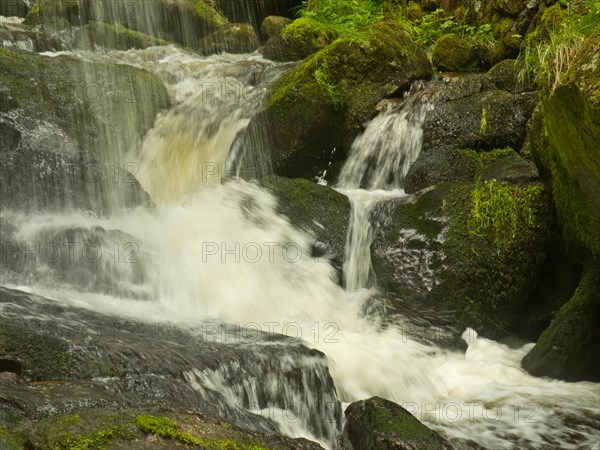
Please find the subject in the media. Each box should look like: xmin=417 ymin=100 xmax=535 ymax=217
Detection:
xmin=337 ymin=86 xmax=432 ymax=291
xmin=2 ymin=17 xmax=600 ymax=450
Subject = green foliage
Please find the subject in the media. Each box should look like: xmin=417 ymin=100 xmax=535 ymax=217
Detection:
xmin=296 ymin=0 xmax=384 ymax=33
xmin=402 ymin=9 xmax=496 ymax=52
xmin=518 ymin=0 xmax=600 ymax=93
xmin=468 ymin=180 xmax=544 ymax=254
xmin=134 ymin=414 xmax=267 ymax=450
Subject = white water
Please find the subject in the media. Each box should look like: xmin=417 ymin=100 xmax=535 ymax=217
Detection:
xmin=2 ymin=45 xmax=599 ymax=450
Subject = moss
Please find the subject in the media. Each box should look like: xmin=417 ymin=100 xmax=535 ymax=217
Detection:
xmin=191 ymin=0 xmax=227 ymax=26
xmin=73 ymin=22 xmax=171 ymax=50
xmin=135 ymin=414 xmax=269 ymax=449
xmin=432 ymin=34 xmax=478 ymax=71
xmin=199 ymin=23 xmax=260 ymax=54
xmin=262 ymin=18 xmax=339 ymax=61
xmin=25 ymin=0 xmax=80 ymax=25
xmin=0 ymin=427 xmax=19 ymax=449
xmin=344 ymin=397 xmax=448 ymax=450
xmin=432 ymin=179 xmax=552 ymax=338
xmin=260 ymin=19 xmax=431 ymax=178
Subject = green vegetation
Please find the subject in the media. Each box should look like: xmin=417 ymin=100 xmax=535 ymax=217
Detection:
xmin=53 ymin=424 xmax=136 ymax=450
xmin=296 ymin=0 xmax=383 ymax=33
xmin=519 ymin=0 xmax=600 ymax=93
xmin=468 ymin=180 xmax=544 ymax=254
xmin=135 ymin=414 xmax=268 ymax=449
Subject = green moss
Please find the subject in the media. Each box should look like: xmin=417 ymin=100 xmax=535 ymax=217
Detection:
xmin=135 ymin=415 xmax=268 ymax=450
xmin=25 ymin=0 xmax=80 ymax=25
xmin=53 ymin=424 xmax=136 ymax=450
xmin=468 ymin=180 xmax=544 ymax=254
xmin=432 ymin=34 xmax=477 ymax=71
xmin=0 ymin=427 xmax=19 ymax=449
xmin=191 ymin=0 xmax=227 ymax=26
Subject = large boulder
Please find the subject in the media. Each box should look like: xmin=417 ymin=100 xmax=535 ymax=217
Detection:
xmin=26 ymin=0 xmax=227 ymax=48
xmin=216 ymin=0 xmax=301 ymax=39
xmin=432 ymin=35 xmax=478 ymax=71
xmin=343 ymin=397 xmax=451 ymax=450
xmin=0 ymin=48 xmax=170 ymax=214
xmin=233 ymin=20 xmax=432 ymax=181
xmin=261 ymin=176 xmax=351 ymax=284
xmin=373 ymin=155 xmax=552 ymax=340
xmin=261 ymin=17 xmax=339 ymax=62
xmin=0 ymin=287 xmax=341 ymax=443
xmin=70 ymin=22 xmax=170 ymax=50
xmin=519 ymin=33 xmax=600 ymax=381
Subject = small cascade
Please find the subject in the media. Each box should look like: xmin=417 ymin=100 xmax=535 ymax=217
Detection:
xmin=337 ymin=85 xmax=432 ymax=291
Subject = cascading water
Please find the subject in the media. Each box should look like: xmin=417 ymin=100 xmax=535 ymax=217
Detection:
xmin=337 ymin=86 xmax=432 ymax=291
xmin=2 ymin=12 xmax=600 ymax=450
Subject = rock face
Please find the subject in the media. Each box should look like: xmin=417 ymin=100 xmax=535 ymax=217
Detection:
xmin=70 ymin=22 xmax=170 ymax=50
xmin=0 ymin=0 xmax=30 ymax=18
xmin=261 ymin=176 xmax=351 ymax=284
xmin=26 ymin=0 xmax=227 ymax=49
xmin=234 ymin=20 xmax=432 ymax=181
xmin=261 ymin=17 xmax=338 ymax=62
xmin=372 ymin=175 xmax=551 ymax=340
xmin=0 ymin=286 xmax=340 ymax=445
xmin=0 ymin=48 xmax=170 ymax=214
xmin=520 ymin=33 xmax=600 ymax=381
xmin=344 ymin=397 xmax=451 ymax=450
xmin=405 ymin=70 xmax=538 ymax=194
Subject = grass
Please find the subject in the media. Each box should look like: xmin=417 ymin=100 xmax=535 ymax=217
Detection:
xmin=296 ymin=0 xmax=384 ymax=33
xmin=518 ymin=0 xmax=600 ymax=94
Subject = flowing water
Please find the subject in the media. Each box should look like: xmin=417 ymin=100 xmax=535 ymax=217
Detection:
xmin=1 ymin=15 xmax=599 ymax=450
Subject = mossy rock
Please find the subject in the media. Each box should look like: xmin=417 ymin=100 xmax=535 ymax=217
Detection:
xmin=343 ymin=397 xmax=451 ymax=450
xmin=260 ymin=175 xmax=351 ymax=283
xmin=0 ymin=24 xmax=64 ymax=52
xmin=534 ymin=33 xmax=600 ymax=257
xmin=0 ymin=0 xmax=30 ymax=18
xmin=0 ymin=48 xmax=169 ymax=213
xmin=71 ymin=22 xmax=171 ymax=50
xmin=260 ymin=15 xmax=293 ymax=42
xmin=199 ymin=22 xmax=260 ymax=55
xmin=16 ymin=408 xmax=325 ymax=449
xmin=486 ymin=58 xmax=531 ymax=93
xmin=432 ymin=34 xmax=478 ymax=72
xmin=521 ymin=260 xmax=600 ymax=381
xmin=27 ymin=0 xmax=227 ymax=48
xmin=261 ymin=18 xmax=339 ymax=62
xmin=237 ymin=19 xmax=432 ymax=181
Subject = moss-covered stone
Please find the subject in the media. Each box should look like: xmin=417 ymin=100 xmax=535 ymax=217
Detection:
xmin=486 ymin=58 xmax=531 ymax=92
xmin=71 ymin=22 xmax=170 ymax=50
xmin=344 ymin=397 xmax=451 ymax=450
xmin=260 ymin=15 xmax=292 ymax=42
xmin=521 ymin=260 xmax=600 ymax=381
xmin=240 ymin=19 xmax=432 ymax=180
xmin=261 ymin=175 xmax=351 ymax=283
xmin=199 ymin=22 xmax=260 ymax=54
xmin=432 ymin=34 xmax=478 ymax=71
xmin=534 ymin=34 xmax=600 ymax=257
xmin=0 ymin=48 xmax=169 ymax=213
xmin=261 ymin=18 xmax=338 ymax=62
xmin=27 ymin=0 xmax=227 ymax=48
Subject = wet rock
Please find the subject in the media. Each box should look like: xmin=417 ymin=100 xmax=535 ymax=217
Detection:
xmin=26 ymin=0 xmax=227 ymax=48
xmin=485 ymin=58 xmax=532 ymax=93
xmin=216 ymin=0 xmax=301 ymax=37
xmin=0 ymin=286 xmax=341 ymax=442
xmin=0 ymin=48 xmax=169 ymax=214
xmin=199 ymin=22 xmax=260 ymax=55
xmin=0 ymin=22 xmax=64 ymax=52
xmin=261 ymin=175 xmax=351 ymax=284
xmin=344 ymin=397 xmax=451 ymax=450
xmin=71 ymin=22 xmax=170 ymax=50
xmin=236 ymin=20 xmax=432 ymax=181
xmin=0 ymin=0 xmax=30 ymax=18
xmin=260 ymin=15 xmax=292 ymax=42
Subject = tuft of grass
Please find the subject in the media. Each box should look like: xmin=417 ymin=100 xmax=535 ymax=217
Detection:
xmin=518 ymin=0 xmax=600 ymax=94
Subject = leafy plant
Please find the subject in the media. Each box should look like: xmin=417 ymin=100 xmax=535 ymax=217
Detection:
xmin=296 ymin=0 xmax=384 ymax=33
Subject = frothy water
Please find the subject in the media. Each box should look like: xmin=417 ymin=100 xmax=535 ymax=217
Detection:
xmin=2 ymin=44 xmax=599 ymax=449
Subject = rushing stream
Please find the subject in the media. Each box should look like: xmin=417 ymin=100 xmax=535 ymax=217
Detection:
xmin=1 ymin=14 xmax=599 ymax=450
